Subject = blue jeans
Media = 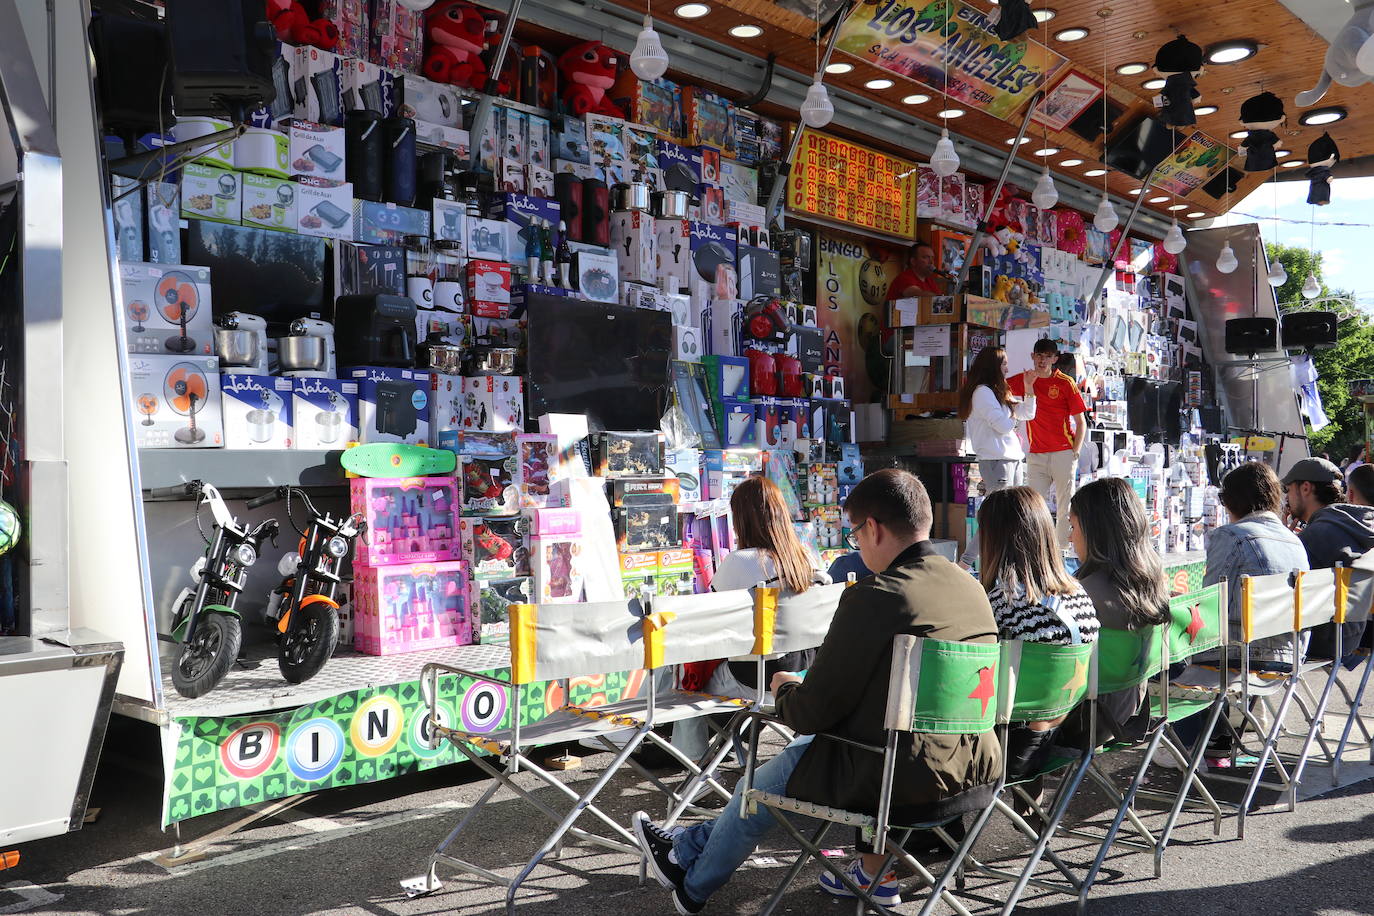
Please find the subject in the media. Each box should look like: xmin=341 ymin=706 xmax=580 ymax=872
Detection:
xmin=673 ymin=735 xmax=814 ymax=902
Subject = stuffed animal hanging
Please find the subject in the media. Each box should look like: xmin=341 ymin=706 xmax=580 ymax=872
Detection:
xmin=423 ymin=0 xmax=491 ymax=90
xmin=989 ymin=0 xmax=1035 ymax=41
xmin=558 ymin=41 xmax=626 ymax=118
xmin=1307 ymin=132 xmax=1340 ymax=206
xmin=1153 ymin=35 xmax=1203 ymax=127
xmin=267 ymin=0 xmax=340 ymax=51
xmin=1239 ymin=91 xmax=1284 ymax=172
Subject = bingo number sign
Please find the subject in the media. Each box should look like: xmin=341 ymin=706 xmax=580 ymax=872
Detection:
xmin=788 ymin=128 xmax=919 ymax=239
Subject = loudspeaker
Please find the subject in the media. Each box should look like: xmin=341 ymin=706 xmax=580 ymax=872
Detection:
xmin=581 ymin=178 xmax=610 ymax=247
xmin=554 ymin=173 xmax=584 ymax=242
xmin=382 ymin=116 xmax=417 ymax=207
xmin=1201 ymin=166 xmax=1244 ymax=200
xmin=1281 ymin=311 xmax=1338 ymax=350
xmin=90 ymin=11 xmax=173 ymax=139
xmin=416 ymin=150 xmax=459 ymax=209
xmin=164 ymin=0 xmax=275 ymax=120
xmin=1224 ymin=317 xmax=1277 ymax=354
xmin=346 ymin=110 xmax=383 ymax=202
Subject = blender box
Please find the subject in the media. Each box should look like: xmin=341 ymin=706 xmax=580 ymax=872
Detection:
xmin=353 ymin=200 xmax=430 ymax=245
xmin=180 ymin=162 xmax=241 ymax=225
xmin=295 ymin=177 xmax=354 ymax=239
xmin=430 ymin=373 xmax=465 ymax=449
xmin=471 ymin=574 xmax=534 ymax=645
xmin=291 ymin=377 xmax=358 ymax=449
xmin=241 ymin=173 xmax=297 ymax=231
xmin=347 ymin=366 xmax=430 ymax=445
xmin=221 ymin=373 xmax=294 ymax=449
xmin=352 ymin=560 xmax=472 ymax=655
xmin=462 ymin=375 xmax=523 ymax=432
xmin=350 ymin=476 xmax=460 ymax=567
xmin=127 ymin=354 xmax=224 ymax=449
xmin=341 ymin=57 xmax=399 ymax=118
xmin=118 ymin=261 xmax=215 ymax=356
xmin=112 ymin=176 xmax=144 ymax=261
xmin=610 ymin=210 xmax=658 ymax=285
xmin=146 ymin=181 xmax=181 ymax=264
xmin=233 ymin=127 xmax=290 ymax=178
xmin=531 ymin=530 xmax=583 ymax=604
xmin=432 ymin=199 xmax=465 ymax=244
xmin=173 ymin=116 xmax=236 ymax=167
xmin=284 ymin=119 xmax=346 ymax=181
xmin=291 ymin=46 xmax=345 ymax=126
xmin=461 ymin=517 xmax=530 ymax=580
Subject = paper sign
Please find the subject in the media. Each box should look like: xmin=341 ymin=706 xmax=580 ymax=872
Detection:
xmin=911 ymin=326 xmax=950 ymax=357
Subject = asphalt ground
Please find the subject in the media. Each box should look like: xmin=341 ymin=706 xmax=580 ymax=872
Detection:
xmin=8 ymin=676 xmax=1374 ymax=916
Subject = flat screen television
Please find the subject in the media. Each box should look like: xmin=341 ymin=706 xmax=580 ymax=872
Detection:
xmin=525 ymin=293 xmax=673 ymax=432
xmin=1103 ymin=116 xmax=1177 ymax=179
xmin=185 ymin=221 xmax=327 ymax=322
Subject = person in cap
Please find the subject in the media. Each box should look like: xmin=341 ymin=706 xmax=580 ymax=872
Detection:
xmin=1283 ymin=457 xmax=1374 ymax=659
xmin=1008 ymin=338 xmax=1088 ymax=549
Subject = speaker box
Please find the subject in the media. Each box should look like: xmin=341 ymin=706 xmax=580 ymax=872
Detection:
xmin=90 ymin=11 xmax=173 ymax=139
xmin=164 ymin=0 xmax=275 ymax=120
xmin=581 ymin=178 xmax=610 ymax=247
xmin=382 ymin=116 xmax=417 ymax=207
xmin=346 ymin=110 xmax=383 ymax=202
xmin=1224 ymin=317 xmax=1277 ymax=354
xmin=554 ymin=173 xmax=584 ymax=242
xmin=1281 ymin=311 xmax=1338 ymax=350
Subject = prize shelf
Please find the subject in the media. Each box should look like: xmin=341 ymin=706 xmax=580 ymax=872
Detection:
xmin=138 ymin=448 xmax=347 ymax=495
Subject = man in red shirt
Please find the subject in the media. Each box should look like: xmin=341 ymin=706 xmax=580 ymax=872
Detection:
xmin=886 ymin=241 xmax=947 ymax=300
xmin=1007 ymin=337 xmax=1087 ymax=548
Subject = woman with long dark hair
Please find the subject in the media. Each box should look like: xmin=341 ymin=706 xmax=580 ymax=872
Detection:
xmin=958 ymin=346 xmax=1036 ymax=566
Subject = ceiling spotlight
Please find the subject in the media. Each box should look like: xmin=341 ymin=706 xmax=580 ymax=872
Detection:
xmin=1143 ymin=78 xmax=1166 ymax=90
xmin=1300 ymin=106 xmax=1347 ymax=126
xmin=937 ymin=108 xmax=965 ymax=119
xmin=1228 ymin=130 xmax=1249 ymax=139
xmin=1282 ymin=159 xmax=1307 ymax=168
xmin=674 ymin=2 xmax=710 ymax=17
xmin=902 ymin=93 xmax=930 ymax=104
xmin=1033 ymin=147 xmax=1060 ymax=156
xmin=1186 ymin=211 xmax=1206 ymax=218
xmin=824 ymin=62 xmax=853 ymax=74
xmin=1055 ymin=27 xmax=1089 ymax=41
xmin=1148 ymin=195 xmax=1170 ymax=203
xmin=1195 ymin=105 xmax=1219 ymax=116
xmin=1129 ymin=188 xmax=1144 ymax=195
xmin=1033 ymin=8 xmax=1056 ymax=22
xmin=728 ymin=24 xmax=762 ymax=38
xmin=1059 ymin=158 xmax=1084 ymax=167
xmin=1005 ymin=137 xmax=1032 ymax=145
xmin=1116 ymin=62 xmax=1148 ymax=76
xmin=1168 ymin=203 xmax=1188 ymax=211
xmin=1205 ymin=39 xmax=1258 ymax=65
xmin=1274 ymin=149 xmax=1291 ymax=158
xmin=1084 ymin=168 xmax=1107 ymax=177
xmin=864 ymin=78 xmax=894 ymax=90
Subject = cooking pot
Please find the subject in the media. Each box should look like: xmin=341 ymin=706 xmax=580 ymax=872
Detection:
xmin=652 ymin=189 xmax=690 ymax=219
xmin=214 ymin=328 xmax=260 ymax=367
xmin=425 ymin=344 xmax=466 ymax=375
xmin=277 ymin=335 xmax=327 ymax=372
xmin=469 ymin=347 xmax=516 ymax=375
xmin=611 ymin=182 xmax=651 ymax=213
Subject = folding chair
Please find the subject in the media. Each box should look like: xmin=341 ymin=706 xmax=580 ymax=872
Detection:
xmin=402 ymin=588 xmax=758 ymax=912
xmin=737 ymin=637 xmax=1005 ymax=916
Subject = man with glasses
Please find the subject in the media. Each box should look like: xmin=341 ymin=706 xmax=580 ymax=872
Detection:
xmin=1008 ymin=337 xmax=1087 ymax=549
xmin=633 ymin=469 xmax=1000 ymax=913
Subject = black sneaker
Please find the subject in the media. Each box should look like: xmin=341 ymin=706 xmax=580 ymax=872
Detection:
xmin=633 ymin=811 xmax=685 ymax=889
xmin=672 ymin=886 xmax=706 ymax=915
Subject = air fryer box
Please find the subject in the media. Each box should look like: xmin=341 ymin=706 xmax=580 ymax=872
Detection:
xmin=241 ymin=173 xmax=298 ymax=232
xmin=180 ymin=163 xmax=241 ymax=225
xmin=292 ymin=377 xmax=359 ymax=449
xmin=222 ymin=373 xmax=294 ymax=449
xmin=127 ymin=354 xmax=224 ymax=449
xmin=347 ymin=366 xmax=431 ymax=445
xmin=295 ymin=177 xmax=354 ymax=239
xmin=118 ymin=261 xmax=215 ymax=356
xmin=292 ymin=45 xmax=345 ymax=126
xmin=284 ymin=119 xmax=347 ymax=181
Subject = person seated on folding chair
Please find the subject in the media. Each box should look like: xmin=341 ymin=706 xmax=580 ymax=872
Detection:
xmin=634 ymin=469 xmax=1001 ymax=914
xmin=1281 ymin=457 xmax=1374 ymax=662
xmin=670 ymin=476 xmax=832 ymax=766
xmin=978 ymin=487 xmax=1100 ymax=777
xmin=1171 ymin=461 xmax=1310 ymax=764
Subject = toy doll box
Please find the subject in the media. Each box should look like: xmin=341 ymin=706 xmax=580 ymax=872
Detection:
xmin=353 ymin=560 xmax=472 ymax=655
xmin=350 ymin=476 xmax=461 ymax=567
xmin=530 ymin=533 xmax=584 ymax=604
xmin=460 ymin=516 xmax=531 ymax=580
xmin=470 ymin=575 xmax=534 ymax=645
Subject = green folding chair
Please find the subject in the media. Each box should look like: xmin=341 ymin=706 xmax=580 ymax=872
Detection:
xmin=737 ymin=636 xmax=1004 ymax=916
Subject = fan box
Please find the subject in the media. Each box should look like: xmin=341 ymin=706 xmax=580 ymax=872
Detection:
xmin=127 ymin=354 xmax=224 ymax=449
xmin=222 ymin=373 xmax=294 ymax=449
xmin=180 ymin=163 xmax=241 ymax=225
xmin=283 ymin=119 xmax=347 ymax=181
xmin=118 ymin=261 xmax=215 ymax=356
xmin=292 ymin=377 xmax=358 ymax=449
xmin=241 ymin=173 xmax=297 ymax=231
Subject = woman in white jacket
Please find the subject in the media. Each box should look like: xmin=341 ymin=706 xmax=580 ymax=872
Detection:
xmin=958 ymin=346 xmax=1036 ymax=566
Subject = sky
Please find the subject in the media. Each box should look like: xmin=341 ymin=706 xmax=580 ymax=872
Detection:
xmin=1219 ymin=174 xmax=1374 ymax=311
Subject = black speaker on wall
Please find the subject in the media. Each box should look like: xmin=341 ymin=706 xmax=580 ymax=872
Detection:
xmin=346 ymin=110 xmax=383 ymax=202
xmin=1281 ymin=311 xmax=1339 ymax=351
xmin=1225 ymin=317 xmax=1278 ymax=355
xmin=382 ymin=116 xmax=417 ymax=207
xmin=164 ymin=0 xmax=275 ymax=119
xmin=89 ymin=10 xmax=173 ymax=140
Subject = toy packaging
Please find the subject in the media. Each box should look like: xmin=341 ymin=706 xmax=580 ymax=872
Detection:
xmin=470 ymin=575 xmax=534 ymax=645
xmin=461 ymin=515 xmax=530 ymax=579
xmin=609 ymin=477 xmax=681 ymax=507
xmin=655 ymin=548 xmax=695 ymax=596
xmin=128 ymin=354 xmax=224 ymax=449
xmin=352 ymin=560 xmax=472 ymax=655
xmin=119 ymin=261 xmax=215 ymax=356
xmin=517 ymin=433 xmax=568 ymax=508
xmin=350 ymin=476 xmax=460 ymax=567
xmin=620 ymin=551 xmax=659 ymax=598
xmin=459 ymin=431 xmax=520 ymax=516
xmin=612 ymin=504 xmax=680 ymax=552
xmin=221 ymin=374 xmax=294 ymax=449
xmin=530 ymin=508 xmax=583 ymax=603
xmin=347 ymin=366 xmax=431 ymax=445
xmin=591 ymin=430 xmax=665 ymax=478
xmin=291 ymin=377 xmax=358 ymax=448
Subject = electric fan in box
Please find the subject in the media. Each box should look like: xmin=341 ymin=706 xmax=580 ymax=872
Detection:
xmin=119 ymin=262 xmax=215 ymax=356
xmin=127 ymin=354 xmax=223 ymax=449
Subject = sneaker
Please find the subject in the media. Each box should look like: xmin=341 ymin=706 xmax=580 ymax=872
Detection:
xmin=633 ymin=811 xmax=687 ymax=890
xmin=671 ymin=887 xmax=706 ymax=916
xmin=818 ymin=858 xmax=903 ymax=907
xmin=1154 ymin=747 xmax=1207 ymax=772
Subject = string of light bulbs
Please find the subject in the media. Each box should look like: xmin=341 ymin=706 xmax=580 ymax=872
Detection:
xmin=1030 ymin=9 xmax=1058 ymax=210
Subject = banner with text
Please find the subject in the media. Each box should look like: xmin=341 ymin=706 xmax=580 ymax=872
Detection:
xmin=1152 ymin=131 xmax=1230 ymax=197
xmin=815 ymin=232 xmax=904 ymax=404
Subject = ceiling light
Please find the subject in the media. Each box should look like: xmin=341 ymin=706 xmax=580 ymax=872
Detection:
xmin=1282 ymin=159 xmax=1307 ymax=168
xmin=1033 ymin=8 xmax=1056 ymax=22
xmin=1195 ymin=105 xmax=1218 ymax=116
xmin=1094 ymin=195 xmax=1119 ymax=232
xmin=1163 ymin=221 xmax=1187 ymax=255
xmin=937 ymin=108 xmax=965 ymax=119
xmin=1055 ymin=27 xmax=1088 ymax=41
xmin=1084 ymin=168 xmax=1107 ymax=177
xmin=1059 ymin=158 xmax=1084 ymax=167
xmin=1033 ymin=147 xmax=1059 ymax=156
xmin=1302 ymin=273 xmax=1321 ymax=298
xmin=1300 ymin=106 xmax=1347 ymax=126
xmin=1168 ymin=203 xmax=1188 ymax=211
xmin=1205 ymin=39 xmax=1258 ymax=65
xmin=1129 ymin=188 xmax=1144 ymax=195
xmin=799 ymin=76 xmax=834 ymax=128
xmin=902 ymin=93 xmax=930 ymax=104
xmin=1267 ymin=260 xmax=1287 ymax=287
xmin=1148 ymin=195 xmax=1169 ymax=203
xmin=1229 ymin=130 xmax=1249 ymax=139
xmin=1186 ymin=211 xmax=1206 ymax=218
xmin=630 ymin=16 xmax=670 ymax=80
xmin=1116 ymin=62 xmax=1148 ymax=76
xmin=864 ymin=78 xmax=894 ymax=90
xmin=824 ymin=62 xmax=853 ymax=74
xmin=674 ymin=2 xmax=710 ymax=18
xmin=1142 ymin=78 xmax=1165 ymax=90
xmin=728 ymin=24 xmax=762 ymax=38
xmin=1216 ymin=242 xmax=1239 ymax=273
xmin=1005 ymin=137 xmax=1031 ymax=145
xmin=1274 ymin=149 xmax=1291 ymax=158
xmin=930 ymin=128 xmax=960 ymax=177
xmin=1032 ymin=168 xmax=1059 ymax=210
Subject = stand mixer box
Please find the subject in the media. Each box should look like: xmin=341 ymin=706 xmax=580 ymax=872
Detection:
xmin=292 ymin=378 xmax=359 ymax=449
xmin=348 ymin=366 xmax=431 ymax=445
xmin=119 ymin=261 xmax=215 ymax=356
xmin=430 ymin=373 xmax=465 ymax=451
xmin=221 ymin=374 xmax=294 ymax=449
xmin=241 ymin=173 xmax=297 ymax=231
xmin=127 ymin=354 xmax=224 ymax=449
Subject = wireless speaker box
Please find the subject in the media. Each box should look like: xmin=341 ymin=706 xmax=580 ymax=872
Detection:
xmin=346 ymin=110 xmax=383 ymax=202
xmin=382 ymin=116 xmax=417 ymax=207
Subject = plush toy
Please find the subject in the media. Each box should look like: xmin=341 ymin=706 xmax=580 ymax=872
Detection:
xmin=1295 ymin=0 xmax=1374 ymax=105
xmin=1239 ymin=91 xmax=1284 ymax=172
xmin=423 ymin=0 xmax=491 ymax=89
xmin=267 ymin=0 xmax=339 ymax=51
xmin=1307 ymin=132 xmax=1340 ymax=206
xmin=1153 ymin=35 xmax=1203 ymax=127
xmin=989 ymin=0 xmax=1035 ymax=41
xmin=991 ymin=275 xmax=1013 ymax=303
xmin=558 ymin=41 xmax=625 ymax=118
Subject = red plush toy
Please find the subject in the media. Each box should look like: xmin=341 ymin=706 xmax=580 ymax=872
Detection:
xmin=558 ymin=41 xmax=625 ymax=118
xmin=267 ymin=0 xmax=339 ymax=51
xmin=423 ymin=0 xmax=491 ymax=90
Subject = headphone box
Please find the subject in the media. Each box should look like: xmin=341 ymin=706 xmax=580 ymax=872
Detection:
xmin=127 ymin=354 xmax=223 ymax=449
xmin=672 ymin=324 xmax=703 ymax=362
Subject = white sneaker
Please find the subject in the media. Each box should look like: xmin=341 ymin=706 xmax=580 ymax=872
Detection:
xmin=1154 ymin=746 xmax=1207 ymax=772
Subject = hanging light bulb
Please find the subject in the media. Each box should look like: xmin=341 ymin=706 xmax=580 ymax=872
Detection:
xmin=930 ymin=128 xmax=960 ymax=177
xmin=630 ymin=15 xmax=670 ymax=81
xmin=1302 ymin=273 xmax=1321 ymax=298
xmin=1163 ymin=220 xmax=1187 ymax=254
xmin=395 ymin=0 xmax=435 ymax=9
xmin=1216 ymin=242 xmax=1239 ymax=274
xmin=1031 ymin=167 xmax=1058 ymax=210
xmin=1267 ymin=259 xmax=1287 ymax=287
xmin=1093 ymin=194 xmax=1118 ymax=232
xmin=799 ymin=75 xmax=834 ymax=128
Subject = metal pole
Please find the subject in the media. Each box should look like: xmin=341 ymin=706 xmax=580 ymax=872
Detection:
xmin=1083 ymin=163 xmax=1163 ymax=322
xmin=467 ymin=0 xmax=528 ymax=172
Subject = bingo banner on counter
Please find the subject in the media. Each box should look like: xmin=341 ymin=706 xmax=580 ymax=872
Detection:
xmin=161 ymin=668 xmax=647 ymax=825
xmin=788 ymin=128 xmax=919 ymax=239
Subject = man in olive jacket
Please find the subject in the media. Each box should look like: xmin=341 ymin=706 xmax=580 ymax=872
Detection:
xmin=634 ymin=469 xmax=1001 ymax=914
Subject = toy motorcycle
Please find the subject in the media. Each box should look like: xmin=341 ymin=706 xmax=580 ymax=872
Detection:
xmin=153 ymin=481 xmax=279 ymax=698
xmin=252 ymin=485 xmax=365 ymax=684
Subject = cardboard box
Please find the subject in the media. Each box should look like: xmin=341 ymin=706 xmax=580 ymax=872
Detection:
xmin=413 ymin=122 xmax=469 ymax=156
xmin=284 ymin=119 xmax=347 ymax=181
xmin=612 ymin=505 xmax=680 ymax=552
xmin=127 ymin=354 xmax=223 ymax=448
xmin=291 ymin=377 xmax=359 ymax=449
xmin=352 ymin=560 xmax=471 ymax=655
xmin=465 ymin=217 xmax=509 ymax=261
xmin=462 ymin=518 xmax=530 ymax=582
xmin=333 ymin=240 xmax=405 ymax=296
xmin=687 ymin=221 xmax=738 ymax=303
xmin=320 ymin=0 xmax=370 ymax=59
xmin=620 ymin=551 xmax=659 ymax=599
xmin=499 ymin=158 xmax=526 ymax=194
xmin=664 ymin=448 xmax=701 ymax=504
xmin=531 ymin=533 xmax=583 ymax=603
xmin=400 ymin=74 xmax=462 ymax=127
xmin=112 ymin=176 xmax=144 ymax=261
xmin=180 ymin=163 xmax=241 ymax=225
xmin=672 ymin=324 xmax=703 ymax=361
xmin=655 ymin=548 xmax=695 ymax=596
xmin=704 ymin=298 xmax=741 ymax=356
xmin=466 ymin=260 xmax=513 ymax=318
xmin=470 ymin=574 xmax=533 ymax=644
xmin=350 ymin=476 xmax=460 ymax=567
xmin=430 ymin=373 xmax=465 ymax=450
xmin=341 ymin=57 xmax=399 ymax=117
xmin=233 ymin=127 xmax=290 ymax=178
xmin=573 ymin=249 xmax=619 ymax=303
xmin=432 ymin=199 xmax=465 ymax=244
xmin=527 ymin=114 xmax=552 ymax=169
xmin=517 ymin=433 xmax=568 ymax=508
xmin=459 ymin=431 xmax=520 ymax=517
xmin=295 ymin=177 xmax=354 ymax=238
xmin=486 ymin=193 xmax=561 ymax=261
xmin=146 ymin=181 xmax=181 ymax=264
xmin=353 ymin=199 xmax=429 ymax=244
xmin=736 ymin=244 xmax=780 ymax=299
xmin=292 ymin=46 xmax=345 ymax=126
xmin=719 ymin=399 xmax=756 ymax=447
xmin=590 ymin=430 xmax=665 ymax=478
xmin=241 ymin=173 xmax=297 ymax=231
xmin=462 ymin=375 xmax=523 ymax=432
xmin=702 ymin=354 xmax=750 ymax=400
xmin=119 ymin=261 xmax=215 ymax=356
xmin=610 ymin=210 xmax=658 ymax=285
xmin=553 ymin=116 xmax=590 ymax=164
xmin=173 ymin=116 xmax=235 ymax=167
xmin=655 ymin=218 xmax=691 ymax=292
xmin=221 ymin=373 xmax=293 ymax=448
xmin=347 ymin=366 xmax=430 ymax=445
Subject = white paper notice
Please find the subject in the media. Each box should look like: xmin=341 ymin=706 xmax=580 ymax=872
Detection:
xmin=911 ymin=326 xmax=950 ymax=357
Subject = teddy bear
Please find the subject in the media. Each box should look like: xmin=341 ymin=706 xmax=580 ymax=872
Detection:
xmin=558 ymin=41 xmax=626 ymax=118
xmin=423 ymin=0 xmax=490 ymax=89
xmin=266 ymin=0 xmax=339 ymax=51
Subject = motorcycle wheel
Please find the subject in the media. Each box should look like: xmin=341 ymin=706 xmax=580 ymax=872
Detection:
xmin=171 ymin=612 xmax=242 ymax=698
xmin=278 ymin=601 xmax=338 ymax=685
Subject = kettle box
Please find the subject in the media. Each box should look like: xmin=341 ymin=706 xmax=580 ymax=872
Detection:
xmin=348 ymin=366 xmax=431 ymax=445
xmin=127 ymin=354 xmax=224 ymax=449
xmin=222 ymin=374 xmax=294 ymax=449
xmin=292 ymin=377 xmax=359 ymax=449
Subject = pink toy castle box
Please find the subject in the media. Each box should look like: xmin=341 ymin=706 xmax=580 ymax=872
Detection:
xmin=352 ymin=560 xmax=472 ymax=655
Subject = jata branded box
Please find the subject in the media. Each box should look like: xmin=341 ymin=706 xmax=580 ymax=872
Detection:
xmin=485 ymin=193 xmax=560 ymax=259
xmin=687 ymin=221 xmax=738 ymax=303
xmin=221 ymin=373 xmax=294 ymax=449
xmin=341 ymin=57 xmax=399 ymax=118
xmin=127 ymin=354 xmax=224 ymax=449
xmin=291 ymin=377 xmax=358 ymax=449
xmin=347 ymin=366 xmax=430 ymax=445
xmin=292 ymin=46 xmax=345 ymax=126
xmin=466 ymin=260 xmax=513 ymax=318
